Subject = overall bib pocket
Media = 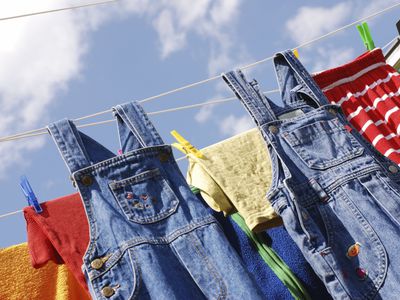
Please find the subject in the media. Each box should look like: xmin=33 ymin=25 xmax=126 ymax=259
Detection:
xmin=109 ymin=168 xmax=180 ymax=224
xmin=282 ymin=118 xmax=364 ymax=170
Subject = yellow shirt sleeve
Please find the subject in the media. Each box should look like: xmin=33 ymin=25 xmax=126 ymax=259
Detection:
xmin=186 ymin=129 xmax=282 ymax=232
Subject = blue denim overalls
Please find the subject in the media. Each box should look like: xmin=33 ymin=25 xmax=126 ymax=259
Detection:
xmin=48 ymin=101 xmax=264 ymax=300
xmin=223 ymin=50 xmax=400 ymax=299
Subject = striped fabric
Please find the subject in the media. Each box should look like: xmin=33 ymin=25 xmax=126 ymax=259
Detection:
xmin=313 ymin=49 xmax=400 ymax=165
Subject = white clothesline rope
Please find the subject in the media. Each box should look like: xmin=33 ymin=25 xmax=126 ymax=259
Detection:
xmin=1 ymin=1 xmax=400 ymax=143
xmin=382 ymin=35 xmax=399 ymax=51
xmin=0 ymin=0 xmax=119 ymax=22
xmin=0 ymin=90 xmax=279 ymax=142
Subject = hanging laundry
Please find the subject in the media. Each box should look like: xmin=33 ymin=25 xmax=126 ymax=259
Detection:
xmin=23 ymin=193 xmax=90 ymax=293
xmin=0 ymin=243 xmax=90 ymax=300
xmin=47 ymin=101 xmax=265 ymax=299
xmin=186 ymin=131 xmax=331 ymax=300
xmin=223 ymin=50 xmax=400 ymax=299
xmin=385 ymin=38 xmax=400 ymax=71
xmin=191 ymin=191 xmax=312 ymax=300
xmin=313 ymin=48 xmax=400 ymax=165
xmin=186 ymin=128 xmax=281 ymax=232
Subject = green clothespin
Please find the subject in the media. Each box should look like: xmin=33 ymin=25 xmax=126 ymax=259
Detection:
xmin=357 ymin=22 xmax=375 ymax=51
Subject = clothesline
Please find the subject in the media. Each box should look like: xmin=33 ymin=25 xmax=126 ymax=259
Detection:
xmin=0 ymin=90 xmax=279 ymax=142
xmin=0 ymin=0 xmax=119 ymax=22
xmin=1 ymin=1 xmax=400 ymax=143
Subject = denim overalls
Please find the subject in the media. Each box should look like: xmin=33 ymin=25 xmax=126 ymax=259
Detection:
xmin=223 ymin=50 xmax=400 ymax=299
xmin=48 ymin=101 xmax=264 ymax=300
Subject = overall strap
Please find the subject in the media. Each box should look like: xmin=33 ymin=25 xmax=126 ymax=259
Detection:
xmin=113 ymin=101 xmax=164 ymax=153
xmin=273 ymin=50 xmax=330 ymax=107
xmin=222 ymin=70 xmax=278 ymax=126
xmin=48 ymin=119 xmax=115 ymax=174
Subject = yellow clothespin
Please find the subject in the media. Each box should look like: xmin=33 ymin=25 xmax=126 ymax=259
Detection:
xmin=293 ymin=48 xmax=299 ymax=58
xmin=170 ymin=130 xmax=204 ymax=158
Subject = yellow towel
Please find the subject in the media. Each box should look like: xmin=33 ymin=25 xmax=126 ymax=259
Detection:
xmin=187 ymin=128 xmax=282 ymax=232
xmin=0 ymin=243 xmax=90 ymax=300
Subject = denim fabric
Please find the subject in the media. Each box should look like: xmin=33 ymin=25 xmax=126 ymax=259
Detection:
xmin=223 ymin=50 xmax=400 ymax=299
xmin=47 ymin=102 xmax=264 ymax=300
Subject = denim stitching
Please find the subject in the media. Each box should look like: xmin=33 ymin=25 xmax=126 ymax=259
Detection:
xmin=109 ymin=169 xmax=161 ymax=189
xmin=115 ymin=105 xmax=147 ymax=148
xmin=187 ymin=232 xmax=227 ymax=299
xmin=109 ymin=174 xmax=179 ymax=224
xmin=73 ymin=145 xmax=171 ymax=178
xmin=88 ymin=217 xmax=216 ymax=280
xmin=340 ymin=185 xmax=387 ymax=298
xmin=127 ymin=249 xmax=141 ymax=299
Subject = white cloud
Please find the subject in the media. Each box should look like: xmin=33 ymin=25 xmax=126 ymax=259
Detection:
xmin=152 ymin=9 xmax=186 ymax=59
xmin=286 ymin=2 xmax=352 ymax=45
xmin=0 ymin=1 xmax=92 ymax=178
xmin=312 ymin=46 xmax=355 ymax=73
xmin=285 ymin=2 xmax=358 ymax=73
xmin=142 ymin=0 xmax=243 ymax=74
xmin=219 ymin=114 xmax=254 ymax=136
xmin=0 ymin=1 xmax=245 ymax=179
xmin=360 ymin=0 xmax=400 ymax=19
xmin=195 ymin=100 xmax=217 ymax=123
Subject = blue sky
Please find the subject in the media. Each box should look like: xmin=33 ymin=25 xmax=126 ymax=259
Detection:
xmin=0 ymin=0 xmax=399 ymax=248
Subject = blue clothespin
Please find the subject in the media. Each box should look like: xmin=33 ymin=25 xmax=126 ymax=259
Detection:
xmin=20 ymin=175 xmax=42 ymax=213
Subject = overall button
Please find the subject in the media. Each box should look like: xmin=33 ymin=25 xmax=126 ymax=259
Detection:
xmin=90 ymin=258 xmax=104 ymax=270
xmin=301 ymin=210 xmax=309 ymax=221
xmin=125 ymin=192 xmax=134 ymax=199
xmin=101 ymin=286 xmax=115 ymax=298
xmin=269 ymin=125 xmax=278 ymax=134
xmin=81 ymin=175 xmax=93 ymax=186
xmin=346 ymin=242 xmax=361 ymax=258
xmin=328 ymin=108 xmax=337 ymax=115
xmin=389 ymin=165 xmax=398 ymax=174
xmin=355 ymin=267 xmax=368 ymax=280
xmin=159 ymin=152 xmax=170 ymax=162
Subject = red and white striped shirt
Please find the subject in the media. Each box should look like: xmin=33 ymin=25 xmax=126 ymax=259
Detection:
xmin=313 ymin=49 xmax=400 ymax=166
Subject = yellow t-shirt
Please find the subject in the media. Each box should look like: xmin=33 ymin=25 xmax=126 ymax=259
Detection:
xmin=186 ymin=128 xmax=282 ymax=232
xmin=0 ymin=243 xmax=90 ymax=300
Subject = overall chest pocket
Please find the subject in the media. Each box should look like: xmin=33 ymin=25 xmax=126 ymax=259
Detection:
xmin=109 ymin=169 xmax=179 ymax=224
xmin=282 ymin=118 xmax=364 ymax=170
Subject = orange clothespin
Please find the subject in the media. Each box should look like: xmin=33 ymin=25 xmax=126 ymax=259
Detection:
xmin=170 ymin=130 xmax=204 ymax=158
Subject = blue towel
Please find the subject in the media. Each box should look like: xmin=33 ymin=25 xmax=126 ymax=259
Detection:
xmin=196 ymin=193 xmax=332 ymax=300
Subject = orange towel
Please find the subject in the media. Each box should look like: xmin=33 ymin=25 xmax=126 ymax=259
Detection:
xmin=0 ymin=243 xmax=90 ymax=300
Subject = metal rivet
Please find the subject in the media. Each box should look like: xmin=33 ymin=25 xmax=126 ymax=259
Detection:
xmin=328 ymin=108 xmax=337 ymax=115
xmin=301 ymin=210 xmax=309 ymax=221
xmin=346 ymin=242 xmax=361 ymax=258
xmin=81 ymin=175 xmax=93 ymax=186
xmin=101 ymin=286 xmax=115 ymax=298
xmin=389 ymin=165 xmax=398 ymax=174
xmin=159 ymin=152 xmax=170 ymax=162
xmin=126 ymin=192 xmax=134 ymax=199
xmin=268 ymin=125 xmax=278 ymax=134
xmin=90 ymin=258 xmax=104 ymax=270
xmin=355 ymin=267 xmax=368 ymax=280
xmin=140 ymin=194 xmax=149 ymax=200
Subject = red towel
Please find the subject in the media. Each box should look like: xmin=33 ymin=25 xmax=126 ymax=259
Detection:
xmin=23 ymin=193 xmax=90 ymax=294
xmin=314 ymin=48 xmax=400 ymax=165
